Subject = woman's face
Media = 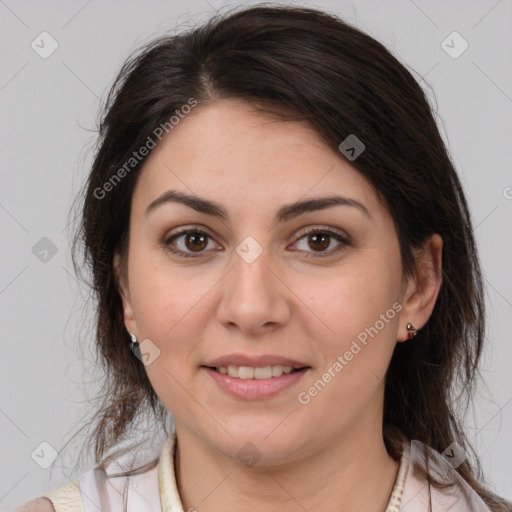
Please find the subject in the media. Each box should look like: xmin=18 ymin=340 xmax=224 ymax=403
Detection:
xmin=118 ymin=99 xmax=415 ymax=464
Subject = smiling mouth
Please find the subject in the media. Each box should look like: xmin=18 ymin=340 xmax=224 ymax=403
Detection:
xmin=204 ymin=365 xmax=307 ymax=379
xmin=201 ymin=365 xmax=310 ymax=400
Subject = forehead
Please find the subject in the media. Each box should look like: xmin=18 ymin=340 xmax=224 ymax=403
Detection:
xmin=132 ymin=99 xmax=382 ymax=219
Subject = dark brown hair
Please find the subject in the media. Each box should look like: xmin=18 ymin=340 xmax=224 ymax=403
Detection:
xmin=71 ymin=4 xmax=510 ymax=510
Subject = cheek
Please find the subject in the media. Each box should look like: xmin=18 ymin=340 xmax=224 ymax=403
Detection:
xmin=305 ymin=256 xmax=400 ymax=335
xmin=127 ymin=255 xmax=208 ymax=405
xmin=127 ymin=246 xmax=220 ymax=354
xmin=294 ymin=249 xmax=402 ymax=387
xmin=294 ymin=268 xmax=401 ymax=419
xmin=130 ymin=271 xmax=200 ymax=342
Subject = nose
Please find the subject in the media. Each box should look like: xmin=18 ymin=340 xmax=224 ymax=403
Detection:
xmin=216 ymin=245 xmax=291 ymax=335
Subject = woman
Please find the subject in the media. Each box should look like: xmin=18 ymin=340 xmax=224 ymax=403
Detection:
xmin=16 ymin=4 xmax=511 ymax=512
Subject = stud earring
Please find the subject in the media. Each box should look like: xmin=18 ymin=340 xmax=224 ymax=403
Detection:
xmin=406 ymin=323 xmax=417 ymax=340
xmin=129 ymin=332 xmax=140 ymax=353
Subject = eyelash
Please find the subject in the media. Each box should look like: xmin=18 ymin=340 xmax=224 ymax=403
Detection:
xmin=163 ymin=226 xmax=351 ymax=259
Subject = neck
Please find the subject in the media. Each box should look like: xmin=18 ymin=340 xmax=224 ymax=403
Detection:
xmin=173 ymin=422 xmax=400 ymax=512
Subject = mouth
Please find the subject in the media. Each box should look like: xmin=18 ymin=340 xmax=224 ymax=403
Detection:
xmin=203 ymin=364 xmax=305 ymax=379
xmin=201 ymin=364 xmax=311 ymax=400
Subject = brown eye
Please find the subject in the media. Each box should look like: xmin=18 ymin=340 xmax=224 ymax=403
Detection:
xmin=291 ymin=228 xmax=350 ymax=258
xmin=184 ymin=232 xmax=208 ymax=252
xmin=307 ymin=232 xmax=331 ymax=252
xmin=164 ymin=229 xmax=216 ymax=258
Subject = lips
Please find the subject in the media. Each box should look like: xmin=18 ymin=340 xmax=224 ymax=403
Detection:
xmin=200 ymin=353 xmax=311 ymax=399
xmin=203 ymin=366 xmax=310 ymax=400
xmin=202 ymin=353 xmax=309 ymax=370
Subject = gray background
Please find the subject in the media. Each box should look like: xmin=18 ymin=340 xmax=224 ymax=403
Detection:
xmin=1 ymin=0 xmax=511 ymax=508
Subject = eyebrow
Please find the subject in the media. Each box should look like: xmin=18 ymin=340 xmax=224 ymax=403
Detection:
xmin=145 ymin=190 xmax=371 ymax=222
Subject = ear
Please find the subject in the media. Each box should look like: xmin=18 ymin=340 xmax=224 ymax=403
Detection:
xmin=114 ymin=252 xmax=138 ymax=335
xmin=397 ymin=234 xmax=443 ymax=342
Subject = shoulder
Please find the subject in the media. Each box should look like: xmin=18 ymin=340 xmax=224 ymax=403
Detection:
xmin=14 ymin=497 xmax=55 ymax=512
xmin=14 ymin=479 xmax=81 ymax=512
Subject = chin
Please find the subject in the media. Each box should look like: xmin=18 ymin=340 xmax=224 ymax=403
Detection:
xmin=208 ymin=426 xmax=307 ymax=467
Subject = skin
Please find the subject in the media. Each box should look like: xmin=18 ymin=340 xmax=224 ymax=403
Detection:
xmin=116 ymin=99 xmax=443 ymax=512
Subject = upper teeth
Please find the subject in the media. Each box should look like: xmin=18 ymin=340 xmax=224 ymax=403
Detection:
xmin=216 ymin=365 xmax=296 ymax=379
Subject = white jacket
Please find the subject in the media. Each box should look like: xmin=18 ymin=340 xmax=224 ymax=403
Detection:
xmin=35 ymin=433 xmax=492 ymax=512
